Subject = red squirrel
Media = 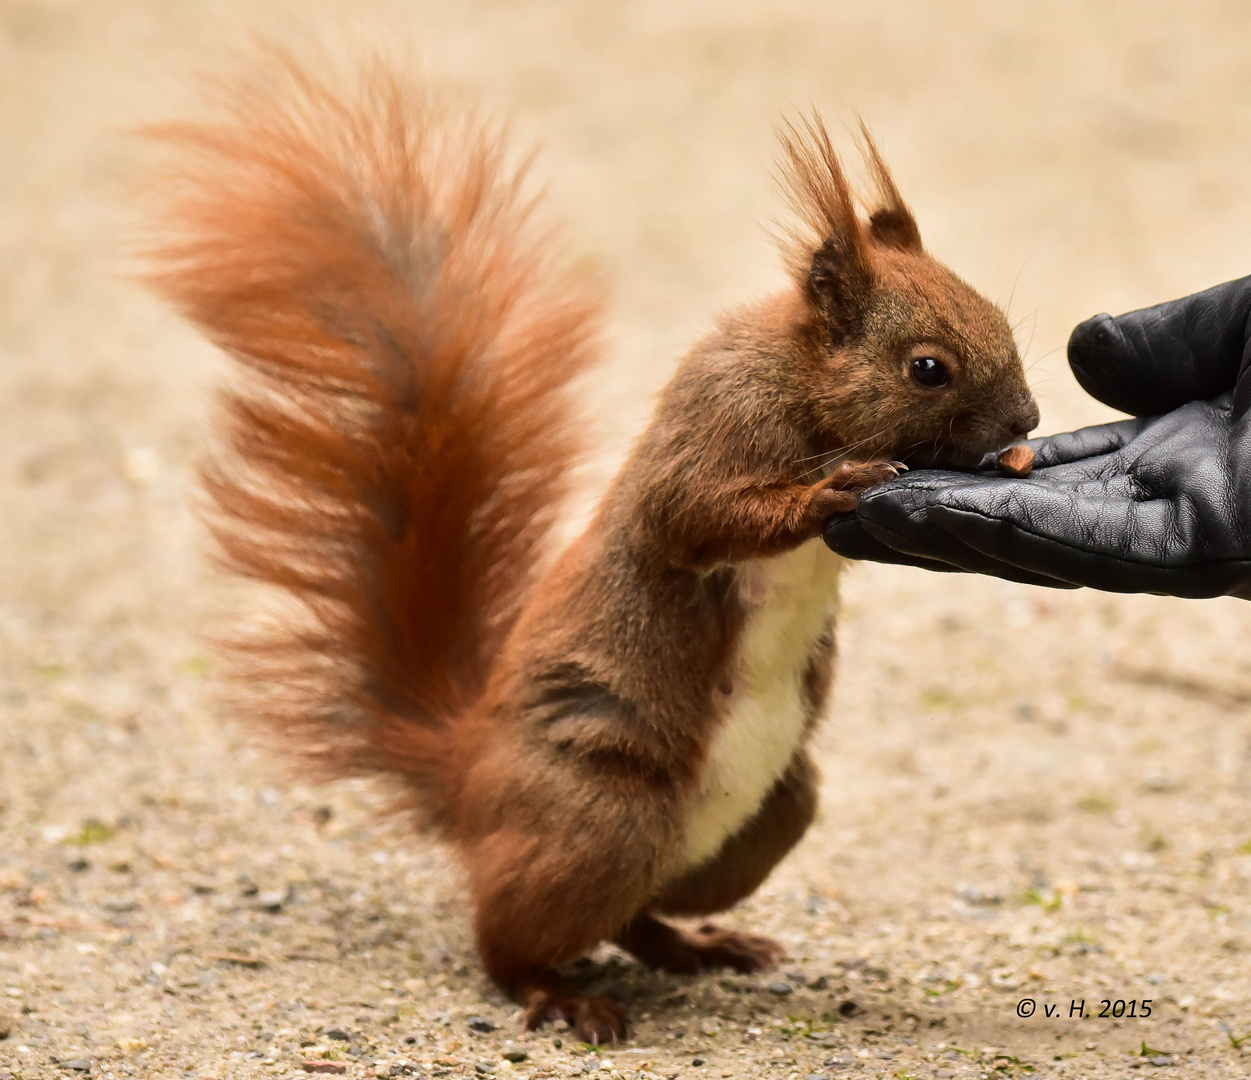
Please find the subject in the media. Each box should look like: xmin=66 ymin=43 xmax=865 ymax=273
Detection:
xmin=143 ymin=55 xmax=1038 ymax=1043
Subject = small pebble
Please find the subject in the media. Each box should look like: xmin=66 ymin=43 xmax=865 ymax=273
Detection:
xmin=256 ymin=889 xmax=286 ymax=912
xmin=63 ymin=1062 xmax=92 ymax=1073
xmin=767 ymin=980 xmax=793 ymax=995
xmin=501 ymin=1044 xmax=528 ymax=1063
xmin=475 ymin=1062 xmax=496 ymax=1075
xmin=301 ymin=1063 xmax=347 ymax=1075
xmin=467 ymin=1015 xmax=497 ymax=1033
xmin=324 ymin=1029 xmax=351 ymax=1041
xmin=837 ymin=1000 xmax=860 ymax=1017
xmin=691 ymin=1059 xmax=704 ymax=1067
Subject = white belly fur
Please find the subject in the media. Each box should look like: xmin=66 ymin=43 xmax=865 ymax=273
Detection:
xmin=679 ymin=539 xmax=845 ymax=871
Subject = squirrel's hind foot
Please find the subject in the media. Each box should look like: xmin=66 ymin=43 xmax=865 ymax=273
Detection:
xmin=617 ymin=913 xmax=785 ymax=975
xmin=684 ymin=922 xmax=786 ymax=973
xmin=522 ymin=982 xmax=630 ymax=1045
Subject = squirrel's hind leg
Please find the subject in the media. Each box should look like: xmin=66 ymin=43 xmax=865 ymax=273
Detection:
xmin=472 ymin=840 xmax=641 ymax=1043
xmin=616 ymin=749 xmax=819 ymax=975
xmin=655 ymin=749 xmax=817 ymax=915
xmin=616 ymin=913 xmax=784 ymax=974
xmin=464 ymin=774 xmax=676 ymax=1044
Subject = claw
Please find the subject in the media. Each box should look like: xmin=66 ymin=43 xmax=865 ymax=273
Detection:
xmin=522 ymin=988 xmax=630 ymax=1046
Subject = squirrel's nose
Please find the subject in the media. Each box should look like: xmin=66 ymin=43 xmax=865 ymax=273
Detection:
xmin=1006 ymin=394 xmax=1040 ymax=439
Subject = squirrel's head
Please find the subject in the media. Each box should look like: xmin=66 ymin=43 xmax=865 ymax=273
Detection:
xmin=779 ymin=118 xmax=1038 ymax=468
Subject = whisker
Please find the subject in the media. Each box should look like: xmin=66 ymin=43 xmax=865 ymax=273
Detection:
xmin=1010 ymin=307 xmax=1040 ymax=337
xmin=795 ymin=449 xmax=850 ymax=480
xmin=792 ymin=448 xmax=846 ymax=464
xmin=1004 ymin=255 xmax=1034 ymax=322
xmin=793 ymin=426 xmax=898 ymax=478
xmin=1023 ymin=345 xmax=1065 ymax=375
xmin=1022 ymin=313 xmax=1041 ymax=366
xmin=793 ymin=428 xmax=890 ymax=468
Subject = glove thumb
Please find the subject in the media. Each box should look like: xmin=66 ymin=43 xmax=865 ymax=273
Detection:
xmin=1068 ymin=274 xmax=1251 ymax=417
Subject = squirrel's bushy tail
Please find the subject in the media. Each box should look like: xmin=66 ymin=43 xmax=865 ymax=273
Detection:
xmin=142 ymin=53 xmax=600 ymax=826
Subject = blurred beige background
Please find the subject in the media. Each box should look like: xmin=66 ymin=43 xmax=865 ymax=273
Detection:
xmin=4 ymin=3 xmax=1251 ymax=1078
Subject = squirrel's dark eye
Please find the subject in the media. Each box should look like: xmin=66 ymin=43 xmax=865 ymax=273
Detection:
xmin=910 ymin=356 xmax=949 ymax=388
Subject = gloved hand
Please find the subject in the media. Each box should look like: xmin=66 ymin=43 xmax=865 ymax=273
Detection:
xmin=824 ymin=274 xmax=1251 ymax=598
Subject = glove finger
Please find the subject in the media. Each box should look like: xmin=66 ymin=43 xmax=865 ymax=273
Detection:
xmin=928 ymin=500 xmax=1251 ymax=599
xmin=924 ymin=475 xmax=1217 ymax=591
xmin=934 ymin=478 xmax=1185 ymax=562
xmin=852 ymin=482 xmax=1080 ymax=589
xmin=1024 ymin=417 xmax=1152 ymax=469
xmin=1067 ymin=274 xmax=1251 ymax=416
xmin=859 ymin=518 xmax=1080 ymax=589
xmin=822 ymin=513 xmax=964 ymax=573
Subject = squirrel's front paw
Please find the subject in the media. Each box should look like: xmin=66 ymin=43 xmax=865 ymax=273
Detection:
xmin=826 ymin=460 xmax=905 ymax=490
xmin=809 ymin=461 xmax=903 ymax=517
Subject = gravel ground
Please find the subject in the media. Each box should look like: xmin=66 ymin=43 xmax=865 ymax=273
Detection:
xmin=5 ymin=3 xmax=1251 ymax=1078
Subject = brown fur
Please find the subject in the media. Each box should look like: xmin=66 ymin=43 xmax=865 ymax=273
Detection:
xmin=143 ymin=55 xmax=1038 ymax=1043
xmin=141 ymin=55 xmax=601 ymax=828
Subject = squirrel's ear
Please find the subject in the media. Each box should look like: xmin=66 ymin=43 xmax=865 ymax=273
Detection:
xmin=868 ymin=207 xmax=922 ymax=252
xmin=859 ymin=122 xmax=923 ymax=254
xmin=777 ymin=114 xmax=874 ymax=342
xmin=808 ymin=233 xmax=873 ymax=341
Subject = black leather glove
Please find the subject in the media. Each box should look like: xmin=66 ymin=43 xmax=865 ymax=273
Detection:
xmin=824 ymin=274 xmax=1251 ymax=598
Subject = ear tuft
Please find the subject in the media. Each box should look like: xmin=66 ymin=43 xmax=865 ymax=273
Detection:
xmin=776 ymin=113 xmax=873 ymax=339
xmin=777 ymin=113 xmax=863 ymax=250
xmin=857 ymin=120 xmax=922 ymax=253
